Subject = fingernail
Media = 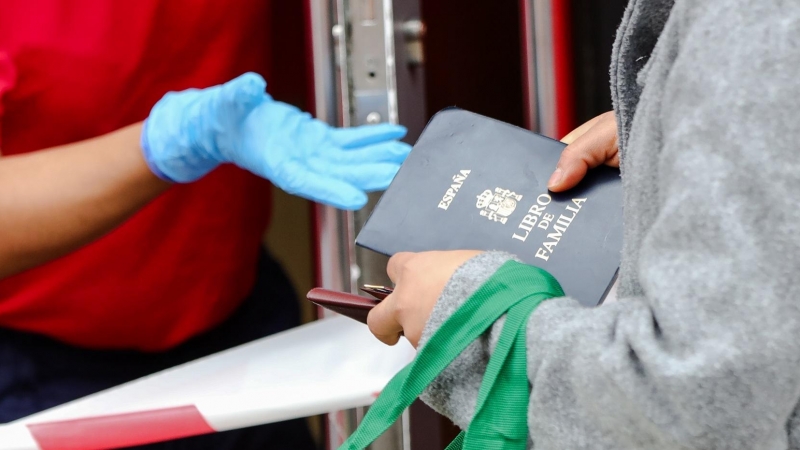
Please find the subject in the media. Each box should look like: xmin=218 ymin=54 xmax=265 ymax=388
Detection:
xmin=548 ymin=168 xmax=563 ymax=188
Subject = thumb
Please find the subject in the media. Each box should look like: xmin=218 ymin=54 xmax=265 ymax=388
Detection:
xmin=216 ymin=72 xmax=267 ymax=121
xmin=549 ymin=111 xmax=618 ymax=192
xmin=548 ymin=131 xmax=617 ymax=192
xmin=547 ymin=147 xmax=593 ymax=192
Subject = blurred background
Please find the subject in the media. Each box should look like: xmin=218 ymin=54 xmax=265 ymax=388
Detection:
xmin=263 ymin=1 xmax=628 ymax=448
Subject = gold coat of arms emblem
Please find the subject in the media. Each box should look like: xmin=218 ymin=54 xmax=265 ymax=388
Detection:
xmin=476 ymin=188 xmax=523 ymax=224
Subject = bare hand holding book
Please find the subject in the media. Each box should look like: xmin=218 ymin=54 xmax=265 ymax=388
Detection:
xmin=309 ymin=108 xmax=622 ymax=320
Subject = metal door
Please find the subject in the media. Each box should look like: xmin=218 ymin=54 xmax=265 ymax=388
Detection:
xmin=308 ymin=0 xmax=424 ymax=448
xmin=306 ymin=0 xmax=574 ymax=448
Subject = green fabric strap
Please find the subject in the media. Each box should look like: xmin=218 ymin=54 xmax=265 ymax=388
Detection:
xmin=340 ymin=260 xmax=564 ymax=450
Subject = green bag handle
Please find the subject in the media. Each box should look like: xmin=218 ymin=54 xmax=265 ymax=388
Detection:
xmin=340 ymin=260 xmax=563 ymax=450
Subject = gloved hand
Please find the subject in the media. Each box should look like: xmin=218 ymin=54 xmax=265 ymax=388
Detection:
xmin=141 ymin=72 xmax=411 ymax=210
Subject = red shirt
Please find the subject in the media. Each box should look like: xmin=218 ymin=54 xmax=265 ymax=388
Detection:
xmin=0 ymin=0 xmax=274 ymax=351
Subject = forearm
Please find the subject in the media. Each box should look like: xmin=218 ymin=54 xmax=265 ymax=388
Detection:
xmin=417 ymin=251 xmax=515 ymax=429
xmin=0 ymin=122 xmax=169 ymax=277
xmin=422 ymin=253 xmax=799 ymax=450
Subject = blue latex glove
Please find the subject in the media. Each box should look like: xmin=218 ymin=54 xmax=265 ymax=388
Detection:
xmin=141 ymin=72 xmax=411 ymax=210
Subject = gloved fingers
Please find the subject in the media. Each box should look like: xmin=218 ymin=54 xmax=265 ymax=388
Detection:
xmin=323 ymin=162 xmax=402 ymax=192
xmin=329 ymin=123 xmax=408 ymax=148
xmin=279 ymin=163 xmax=369 ymax=210
xmin=333 ymin=141 xmax=412 ymax=164
xmin=214 ymin=72 xmax=267 ymax=121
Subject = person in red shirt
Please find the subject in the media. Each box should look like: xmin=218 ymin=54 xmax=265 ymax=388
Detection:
xmin=0 ymin=1 xmax=410 ymax=448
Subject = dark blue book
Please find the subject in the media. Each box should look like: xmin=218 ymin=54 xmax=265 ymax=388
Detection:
xmin=356 ymin=108 xmax=622 ymax=307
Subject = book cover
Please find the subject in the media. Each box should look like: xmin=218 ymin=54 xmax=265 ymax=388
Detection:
xmin=356 ymin=108 xmax=622 ymax=307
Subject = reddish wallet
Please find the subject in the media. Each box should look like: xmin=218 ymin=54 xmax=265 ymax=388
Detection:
xmin=306 ymin=286 xmax=392 ymax=324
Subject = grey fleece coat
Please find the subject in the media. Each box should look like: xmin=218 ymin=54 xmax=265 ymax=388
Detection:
xmin=417 ymin=0 xmax=800 ymax=448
